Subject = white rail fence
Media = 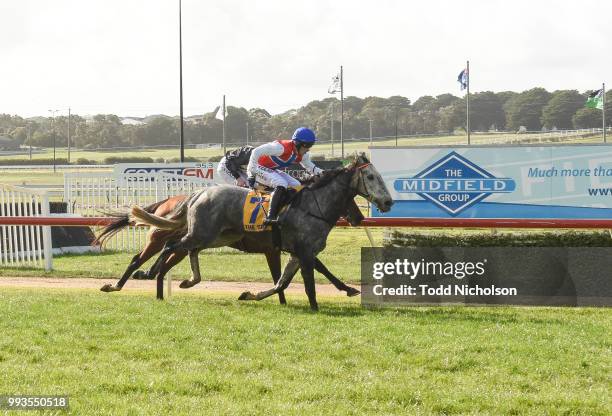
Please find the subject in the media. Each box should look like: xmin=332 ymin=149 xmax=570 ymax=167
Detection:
xmin=64 ymin=171 xmax=213 ymax=251
xmin=0 ymin=183 xmax=52 ymax=270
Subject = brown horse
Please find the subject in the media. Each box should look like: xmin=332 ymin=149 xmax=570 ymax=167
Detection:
xmin=96 ymin=193 xmax=363 ymax=304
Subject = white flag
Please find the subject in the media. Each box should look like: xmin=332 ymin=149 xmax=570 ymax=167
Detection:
xmin=214 ymin=105 xmax=225 ymax=121
xmin=328 ymin=74 xmax=340 ymax=94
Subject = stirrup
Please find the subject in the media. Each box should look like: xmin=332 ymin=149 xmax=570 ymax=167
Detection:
xmin=263 ymin=217 xmax=279 ymax=226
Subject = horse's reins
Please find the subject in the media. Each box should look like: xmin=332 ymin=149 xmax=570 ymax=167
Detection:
xmin=301 ymin=162 xmax=373 ymax=226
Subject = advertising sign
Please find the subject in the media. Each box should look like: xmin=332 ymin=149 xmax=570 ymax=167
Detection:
xmin=113 ymin=163 xmax=218 ymax=181
xmin=371 ymin=144 xmax=612 ymax=219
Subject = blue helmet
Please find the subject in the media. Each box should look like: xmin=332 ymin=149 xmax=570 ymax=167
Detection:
xmin=292 ymin=127 xmax=317 ymax=145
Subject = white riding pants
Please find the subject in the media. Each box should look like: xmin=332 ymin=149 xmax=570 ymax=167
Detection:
xmin=253 ymin=165 xmax=300 ymax=188
xmin=217 ymin=157 xmax=247 ymax=185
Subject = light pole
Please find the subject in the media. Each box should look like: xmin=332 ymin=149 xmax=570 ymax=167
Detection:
xmin=369 ymin=119 xmax=373 ymax=147
xmin=48 ymin=109 xmax=59 ymax=172
xmin=386 ymin=104 xmax=409 ymax=147
xmin=67 ymin=107 xmax=71 ymax=164
xmin=178 ymin=0 xmax=185 ymax=162
xmin=395 ymin=107 xmax=399 ymax=146
xmin=26 ymin=122 xmax=32 ymax=160
xmin=330 ymin=102 xmax=334 ymax=157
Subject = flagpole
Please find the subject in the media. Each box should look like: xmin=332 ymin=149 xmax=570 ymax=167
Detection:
xmin=340 ymin=65 xmax=344 ymax=159
xmin=330 ymin=102 xmax=334 ymax=157
xmin=603 ymin=82 xmax=607 ymax=143
xmin=466 ymin=60 xmax=470 ymax=145
xmin=222 ymin=94 xmax=226 ymax=154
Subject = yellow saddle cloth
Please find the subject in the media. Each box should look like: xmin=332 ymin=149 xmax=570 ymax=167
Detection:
xmin=242 ymin=186 xmax=303 ymax=232
xmin=243 ymin=191 xmax=271 ymax=232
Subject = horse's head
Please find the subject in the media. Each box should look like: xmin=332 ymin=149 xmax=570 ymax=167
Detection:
xmin=348 ymin=153 xmax=393 ymax=213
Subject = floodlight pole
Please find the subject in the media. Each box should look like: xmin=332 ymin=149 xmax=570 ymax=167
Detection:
xmin=222 ymin=94 xmax=226 ymax=153
xmin=48 ymin=109 xmax=58 ymax=172
xmin=179 ymin=0 xmax=185 ymax=162
xmin=67 ymin=107 xmax=71 ymax=164
xmin=603 ymin=82 xmax=607 ymax=143
xmin=395 ymin=107 xmax=399 ymax=146
xmin=340 ymin=65 xmax=344 ymax=158
xmin=330 ymin=101 xmax=334 ymax=157
xmin=466 ymin=60 xmax=471 ymax=145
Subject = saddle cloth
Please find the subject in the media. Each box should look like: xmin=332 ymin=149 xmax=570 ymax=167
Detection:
xmin=242 ymin=186 xmax=303 ymax=232
xmin=243 ymin=190 xmax=272 ymax=232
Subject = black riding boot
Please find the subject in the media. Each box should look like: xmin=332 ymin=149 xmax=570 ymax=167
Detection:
xmin=264 ymin=186 xmax=287 ymax=225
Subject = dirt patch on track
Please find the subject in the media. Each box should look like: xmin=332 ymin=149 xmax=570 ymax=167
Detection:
xmin=0 ymin=277 xmax=359 ymax=297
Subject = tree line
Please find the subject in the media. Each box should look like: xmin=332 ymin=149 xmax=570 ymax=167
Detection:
xmin=1 ymin=88 xmax=610 ymax=149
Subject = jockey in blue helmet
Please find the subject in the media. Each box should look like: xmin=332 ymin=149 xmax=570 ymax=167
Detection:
xmin=247 ymin=127 xmax=323 ymax=224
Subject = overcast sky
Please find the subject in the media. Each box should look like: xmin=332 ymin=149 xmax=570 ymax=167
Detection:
xmin=1 ymin=0 xmax=610 ymax=118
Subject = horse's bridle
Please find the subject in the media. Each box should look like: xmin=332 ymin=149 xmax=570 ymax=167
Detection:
xmin=351 ymin=162 xmax=374 ymax=201
xmin=294 ymin=161 xmax=374 ymax=227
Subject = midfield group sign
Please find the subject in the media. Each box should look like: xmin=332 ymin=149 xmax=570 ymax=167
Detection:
xmin=371 ymin=144 xmax=612 ymax=219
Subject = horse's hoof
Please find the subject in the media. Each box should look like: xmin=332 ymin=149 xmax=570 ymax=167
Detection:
xmin=238 ymin=291 xmax=254 ymax=301
xmin=100 ymin=284 xmax=118 ymax=292
xmin=179 ymin=280 xmax=191 ymax=289
xmin=346 ymin=287 xmax=361 ymax=297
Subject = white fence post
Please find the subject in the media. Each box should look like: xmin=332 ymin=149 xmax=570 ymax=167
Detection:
xmin=0 ymin=183 xmax=51 ymax=270
xmin=41 ymin=192 xmax=53 ymax=271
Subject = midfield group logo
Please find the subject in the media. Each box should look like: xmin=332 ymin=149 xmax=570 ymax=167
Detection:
xmin=393 ymin=152 xmax=516 ymax=215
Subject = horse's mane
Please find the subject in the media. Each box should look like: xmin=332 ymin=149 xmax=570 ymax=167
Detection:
xmin=303 ymin=154 xmax=368 ymax=191
xmin=303 ymin=167 xmax=348 ymax=190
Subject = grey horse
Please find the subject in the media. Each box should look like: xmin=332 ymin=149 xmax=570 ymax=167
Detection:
xmin=133 ymin=153 xmax=393 ymax=310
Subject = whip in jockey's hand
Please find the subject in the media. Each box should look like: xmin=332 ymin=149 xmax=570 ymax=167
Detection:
xmin=247 ymin=127 xmax=323 ymax=225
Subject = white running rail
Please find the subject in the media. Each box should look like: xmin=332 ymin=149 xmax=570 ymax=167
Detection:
xmin=64 ymin=171 xmax=213 ymax=250
xmin=0 ymin=183 xmax=52 ymax=270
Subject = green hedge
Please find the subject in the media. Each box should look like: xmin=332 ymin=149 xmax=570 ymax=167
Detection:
xmin=384 ymin=229 xmax=612 ymax=247
xmin=103 ymin=156 xmax=155 ymax=164
xmin=0 ymin=158 xmax=70 ymax=166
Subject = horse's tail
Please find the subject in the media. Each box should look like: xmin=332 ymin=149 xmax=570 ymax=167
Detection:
xmin=93 ymin=198 xmax=171 ymax=247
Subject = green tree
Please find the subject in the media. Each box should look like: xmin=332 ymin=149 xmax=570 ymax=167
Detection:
xmin=469 ymin=91 xmax=506 ymax=131
xmin=504 ymin=88 xmax=551 ymax=131
xmin=541 ymin=90 xmax=584 ymax=129
xmin=572 ymin=108 xmax=602 ymax=129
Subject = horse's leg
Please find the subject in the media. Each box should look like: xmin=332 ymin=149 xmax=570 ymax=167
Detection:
xmin=239 ymin=256 xmax=300 ymax=301
xmin=179 ymin=249 xmax=202 ymax=288
xmin=299 ymin=255 xmax=318 ymax=311
xmin=313 ymin=257 xmax=360 ymax=297
xmin=100 ymin=252 xmax=143 ymax=292
xmin=156 ymin=230 xmax=219 ymax=298
xmin=138 ymin=243 xmax=185 ymax=279
xmin=265 ymin=250 xmax=287 ymax=305
xmin=153 ymin=245 xmax=178 ymax=300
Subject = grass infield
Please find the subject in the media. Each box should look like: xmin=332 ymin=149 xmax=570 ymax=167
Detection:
xmin=0 ymin=288 xmax=609 ymax=415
